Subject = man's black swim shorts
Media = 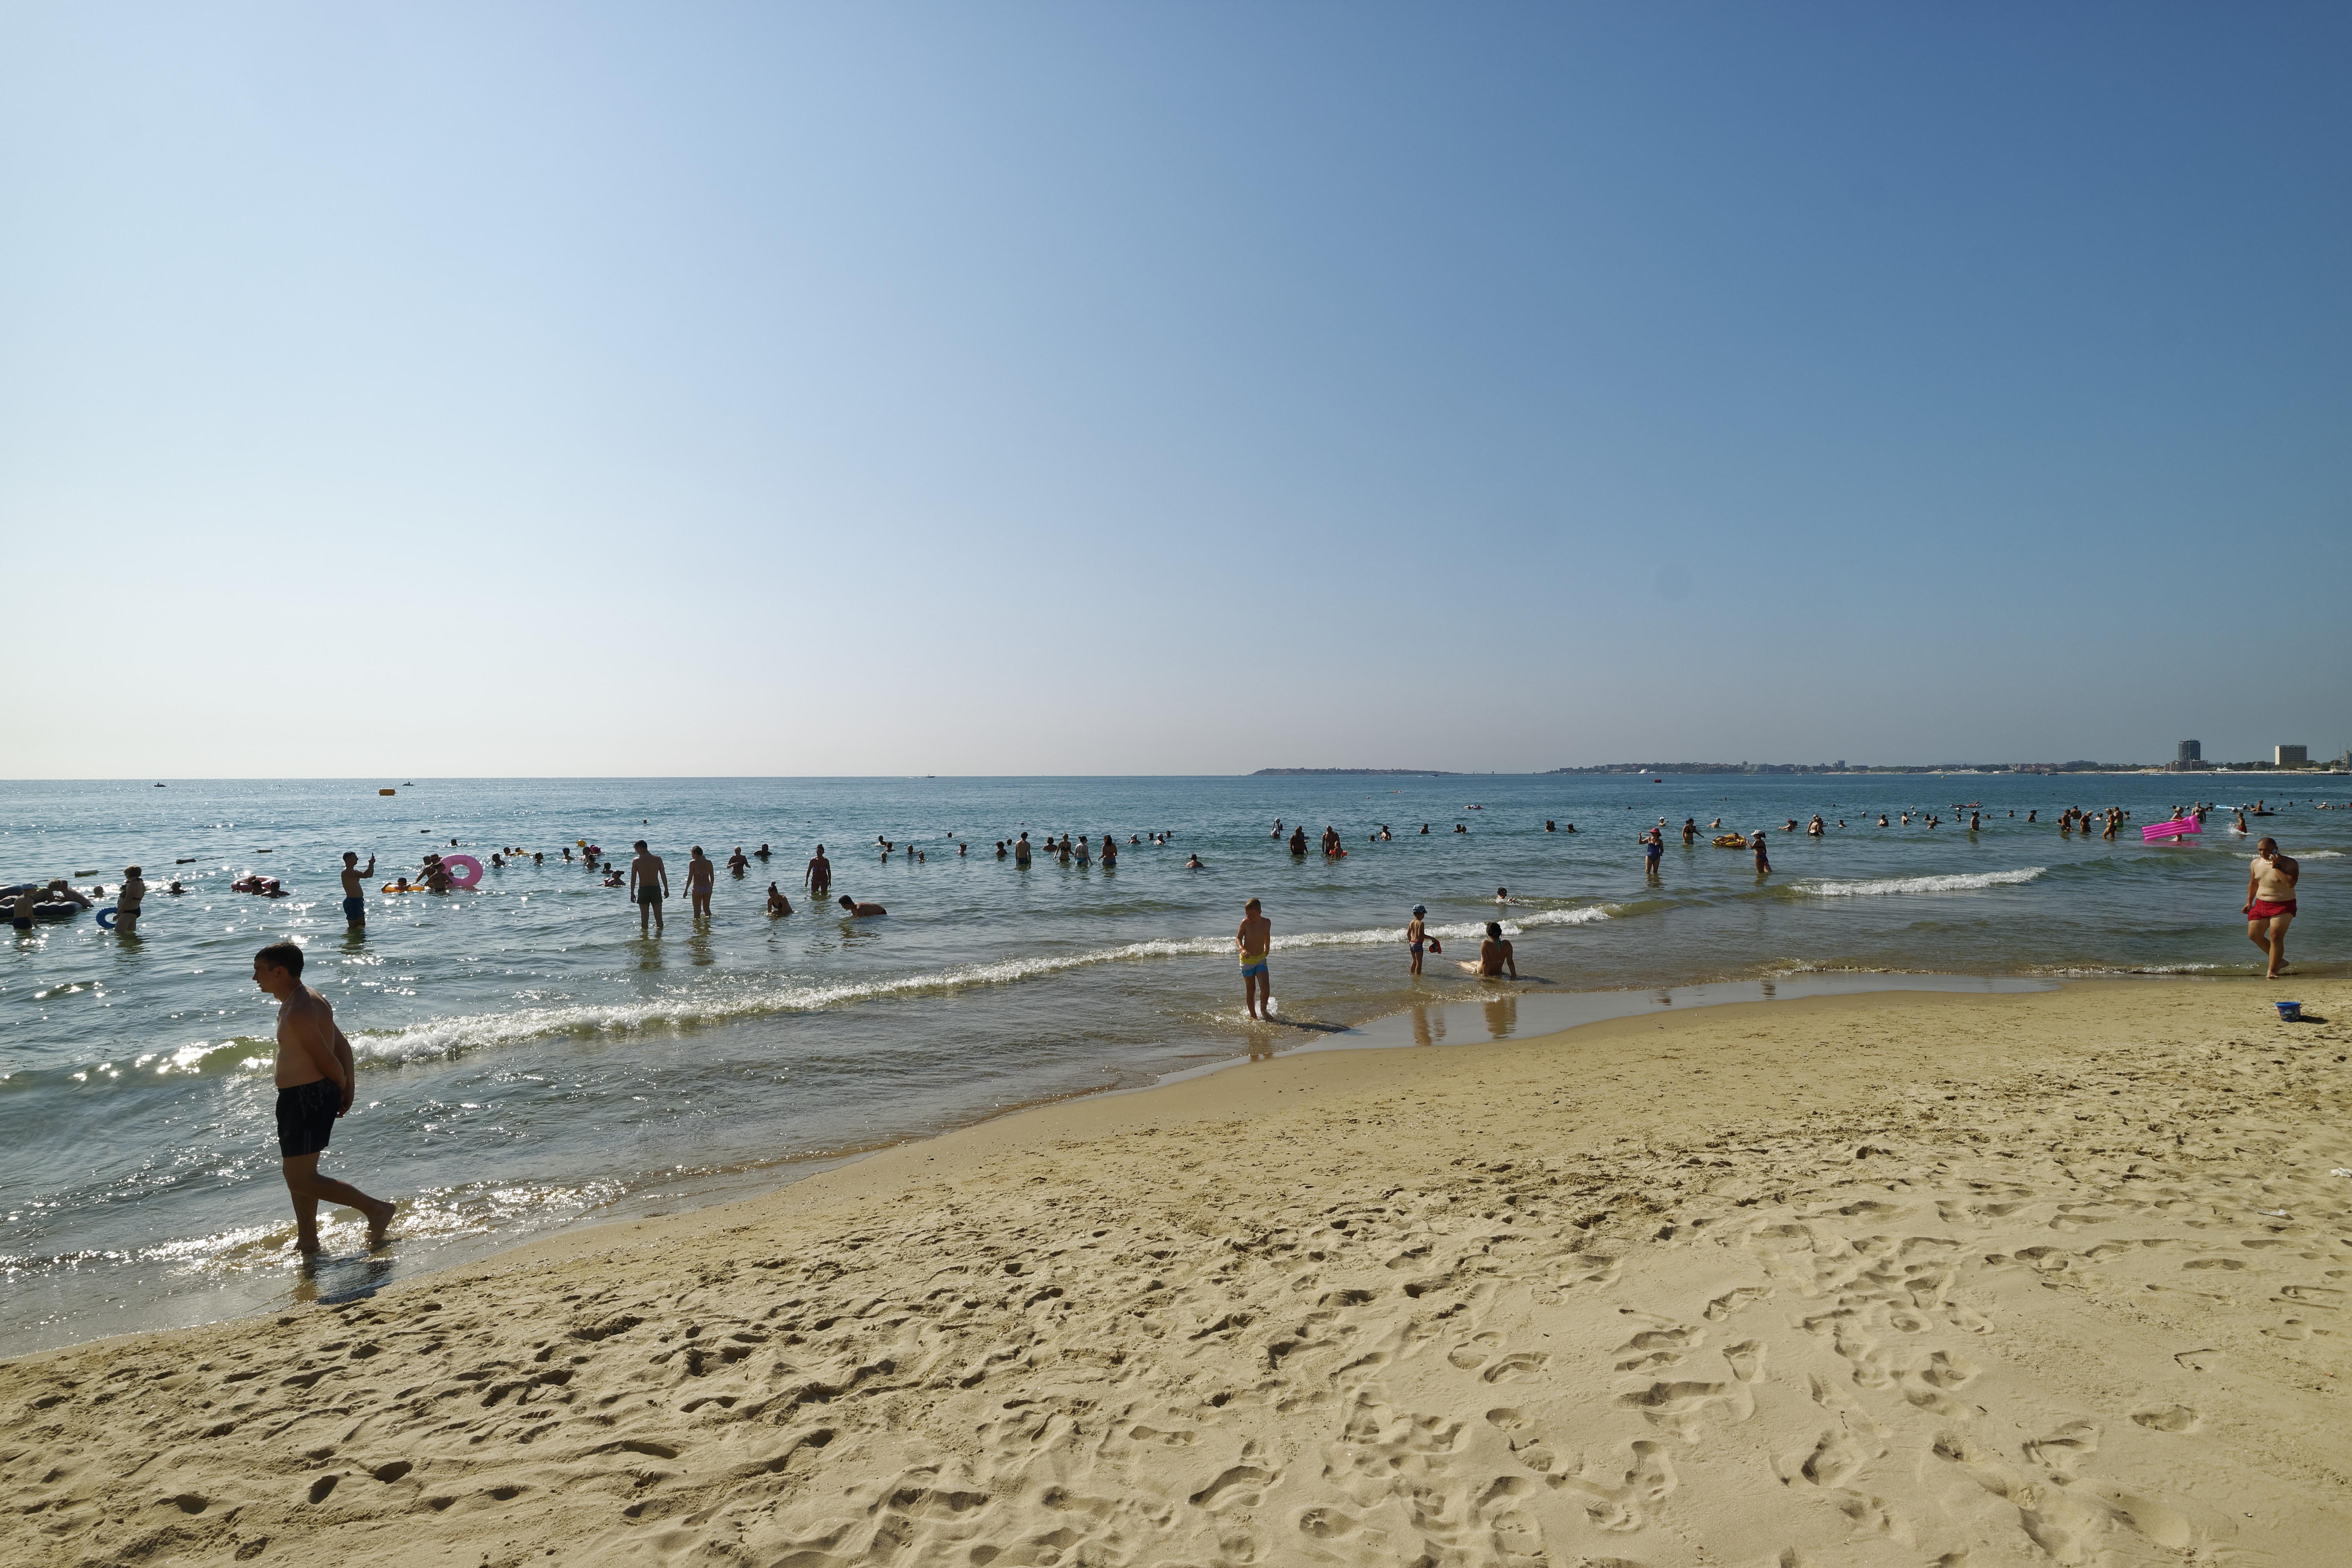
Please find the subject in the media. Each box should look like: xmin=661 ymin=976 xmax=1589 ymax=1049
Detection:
xmin=276 ymin=1079 xmax=340 ymax=1158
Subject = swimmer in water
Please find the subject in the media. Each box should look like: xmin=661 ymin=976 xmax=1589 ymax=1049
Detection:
xmin=838 ymin=895 xmax=886 ymax=917
xmin=727 ymin=848 xmax=750 ymax=875
xmin=1495 ymin=886 xmax=1514 ymax=903
xmin=1185 ymin=853 xmax=1205 ymax=869
xmin=766 ymin=882 xmax=793 ymax=916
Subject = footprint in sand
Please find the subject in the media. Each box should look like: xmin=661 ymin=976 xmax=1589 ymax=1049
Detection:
xmin=1704 ymin=1285 xmax=1772 ymax=1321
xmin=1481 ymin=1351 xmax=1548 ymax=1384
xmin=1448 ymin=1332 xmax=1503 ymax=1370
xmin=2023 ymin=1419 xmax=2099 ymax=1478
xmin=2130 ymin=1404 xmax=2200 ymax=1433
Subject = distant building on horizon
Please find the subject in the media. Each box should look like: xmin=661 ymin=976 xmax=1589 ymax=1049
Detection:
xmin=2178 ymin=739 xmax=2200 ymax=764
xmin=2276 ymin=744 xmax=2308 ymax=768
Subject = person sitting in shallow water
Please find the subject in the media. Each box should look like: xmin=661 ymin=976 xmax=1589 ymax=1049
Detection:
xmin=1463 ymin=920 xmax=1517 ymax=978
xmin=766 ymin=882 xmax=792 ymax=915
xmin=838 ymin=895 xmax=886 ymax=917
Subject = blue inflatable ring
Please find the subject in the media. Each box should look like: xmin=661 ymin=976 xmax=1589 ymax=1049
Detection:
xmin=96 ymin=906 xmax=118 ymax=929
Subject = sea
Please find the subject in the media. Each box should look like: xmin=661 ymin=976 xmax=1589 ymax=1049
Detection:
xmin=3 ymin=773 xmax=2341 ymax=1357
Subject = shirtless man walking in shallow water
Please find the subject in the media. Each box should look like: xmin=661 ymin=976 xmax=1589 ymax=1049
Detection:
xmin=2245 ymin=837 xmax=2300 ymax=978
xmin=252 ymin=942 xmax=394 ymax=1253
xmin=1237 ymin=898 xmax=1272 ymax=1020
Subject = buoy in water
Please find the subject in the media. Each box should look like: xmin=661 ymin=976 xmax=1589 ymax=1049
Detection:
xmin=380 ymin=788 xmax=396 ymax=796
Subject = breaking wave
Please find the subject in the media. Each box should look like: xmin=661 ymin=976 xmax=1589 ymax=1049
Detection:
xmin=1795 ymin=867 xmax=2047 ymax=898
xmin=93 ymin=906 xmax=1620 ymax=1075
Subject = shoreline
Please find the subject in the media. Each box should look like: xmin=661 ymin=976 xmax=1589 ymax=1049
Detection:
xmin=6 ymin=976 xmax=2348 ymax=1565
xmin=5 ymin=971 xmax=2068 ymax=1364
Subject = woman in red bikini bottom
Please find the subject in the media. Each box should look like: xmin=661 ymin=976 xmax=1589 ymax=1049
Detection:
xmin=2244 ymin=837 xmax=2300 ymax=980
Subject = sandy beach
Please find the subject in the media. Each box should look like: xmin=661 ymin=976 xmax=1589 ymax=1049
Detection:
xmin=6 ymin=979 xmax=2348 ymax=1566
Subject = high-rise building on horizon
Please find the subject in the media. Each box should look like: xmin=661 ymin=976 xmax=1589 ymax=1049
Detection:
xmin=2276 ymin=744 xmax=2308 ymax=767
xmin=2177 ymin=740 xmax=2200 ymax=764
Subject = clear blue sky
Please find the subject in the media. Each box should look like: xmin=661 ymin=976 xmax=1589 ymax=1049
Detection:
xmin=5 ymin=3 xmax=2346 ymax=776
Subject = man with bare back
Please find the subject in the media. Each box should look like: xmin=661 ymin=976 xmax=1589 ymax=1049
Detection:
xmin=804 ymin=844 xmax=832 ymax=895
xmin=630 ymin=839 xmax=669 ymax=935
xmin=252 ymin=942 xmax=394 ymax=1254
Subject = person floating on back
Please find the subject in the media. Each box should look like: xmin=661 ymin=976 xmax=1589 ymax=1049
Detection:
xmin=251 ymin=941 xmax=395 ymax=1254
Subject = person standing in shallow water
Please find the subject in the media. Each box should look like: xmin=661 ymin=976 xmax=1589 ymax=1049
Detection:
xmin=339 ymin=851 xmax=374 ymax=930
xmin=684 ymin=847 xmax=716 ymax=920
xmin=1237 ymin=898 xmax=1272 ymax=1021
xmin=252 ymin=941 xmax=395 ymax=1254
xmin=1753 ymin=832 xmax=1771 ymax=877
xmin=2244 ymin=837 xmax=2299 ymax=979
xmin=803 ymin=845 xmax=831 ymax=896
xmin=630 ymin=839 xmax=668 ymax=935
xmin=1406 ymin=904 xmax=1432 ymax=975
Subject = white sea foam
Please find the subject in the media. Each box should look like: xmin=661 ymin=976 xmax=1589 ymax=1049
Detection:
xmin=343 ymin=907 xmax=1617 ymax=1067
xmin=1796 ymin=867 xmax=2047 ymax=898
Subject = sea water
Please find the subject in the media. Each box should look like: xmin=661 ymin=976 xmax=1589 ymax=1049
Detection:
xmin=2 ymin=773 xmax=2341 ymax=1355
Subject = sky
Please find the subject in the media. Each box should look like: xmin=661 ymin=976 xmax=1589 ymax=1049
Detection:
xmin=4 ymin=2 xmax=2347 ymax=777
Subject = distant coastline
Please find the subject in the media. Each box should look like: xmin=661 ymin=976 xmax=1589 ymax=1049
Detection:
xmin=1255 ymin=762 xmax=2346 ymax=778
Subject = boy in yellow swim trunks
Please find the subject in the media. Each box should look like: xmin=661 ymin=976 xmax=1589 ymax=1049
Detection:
xmin=1237 ymin=897 xmax=1272 ymax=1021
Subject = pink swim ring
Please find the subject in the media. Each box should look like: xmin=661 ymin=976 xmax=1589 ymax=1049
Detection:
xmin=442 ymin=853 xmax=485 ymax=890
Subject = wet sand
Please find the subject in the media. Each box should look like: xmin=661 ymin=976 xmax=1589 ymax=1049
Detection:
xmin=6 ymin=979 xmax=2348 ymax=1566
